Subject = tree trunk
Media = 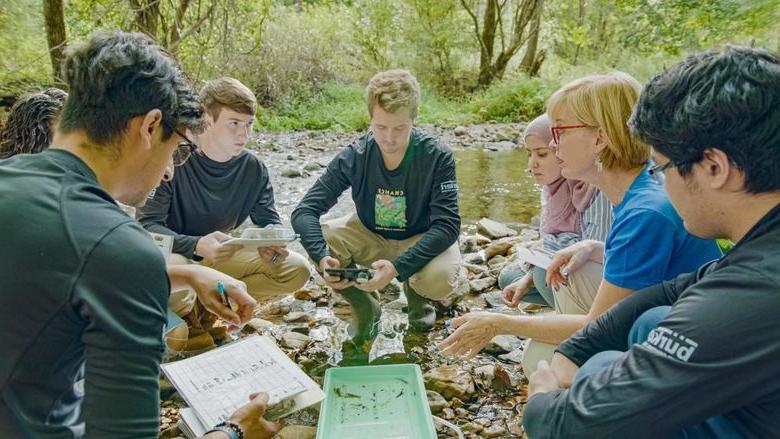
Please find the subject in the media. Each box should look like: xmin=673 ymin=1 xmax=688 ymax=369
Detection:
xmin=129 ymin=0 xmax=161 ymax=40
xmin=477 ymin=0 xmax=499 ymax=87
xmin=520 ymin=0 xmax=543 ymax=76
xmin=42 ymin=0 xmax=67 ymax=84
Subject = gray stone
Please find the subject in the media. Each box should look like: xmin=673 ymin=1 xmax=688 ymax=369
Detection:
xmin=463 ymin=252 xmax=484 ymax=264
xmin=463 ymin=263 xmax=488 ymax=275
xmin=246 ymin=318 xmax=275 ymax=332
xmin=498 ymin=347 xmax=525 ymax=364
xmin=469 ymin=276 xmax=496 ymax=294
xmin=281 ymin=167 xmax=303 ymax=178
xmin=426 ymin=390 xmax=449 ymax=414
xmin=424 ymin=366 xmax=476 ymax=401
xmin=460 ymin=235 xmax=481 ymax=254
xmin=477 ymin=218 xmax=517 ymax=239
xmin=281 ymin=332 xmax=311 ymax=349
xmin=303 ymin=162 xmax=322 ymax=171
xmin=482 ymin=423 xmax=508 ymax=438
xmin=473 ymin=364 xmax=495 ymax=389
xmin=276 ymin=425 xmax=317 ymax=439
xmin=453 ymin=126 xmax=469 ymax=136
xmin=283 ymin=311 xmax=312 ymax=323
xmin=495 ymin=125 xmax=519 ymax=142
xmin=484 ymin=334 xmax=523 ymax=354
xmin=484 ymin=239 xmax=514 ymax=260
xmin=487 ymin=255 xmax=508 ymax=269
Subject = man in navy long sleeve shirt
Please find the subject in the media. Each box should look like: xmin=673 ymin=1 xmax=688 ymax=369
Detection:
xmin=524 ymin=47 xmax=780 ymax=438
xmin=292 ymin=70 xmax=463 ymax=338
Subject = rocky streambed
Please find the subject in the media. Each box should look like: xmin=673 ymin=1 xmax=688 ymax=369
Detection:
xmin=159 ymin=123 xmax=546 ymax=439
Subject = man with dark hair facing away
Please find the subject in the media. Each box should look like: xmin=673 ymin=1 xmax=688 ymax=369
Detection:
xmin=524 ymin=46 xmax=780 ymax=438
xmin=0 ymin=31 xmax=276 ymax=438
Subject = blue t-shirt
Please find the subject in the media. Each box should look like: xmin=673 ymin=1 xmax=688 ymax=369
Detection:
xmin=603 ymin=166 xmax=722 ymax=290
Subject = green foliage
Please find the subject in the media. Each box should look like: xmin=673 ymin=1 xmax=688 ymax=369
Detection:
xmin=2 ymin=0 xmax=778 ymax=131
xmin=467 ymin=75 xmax=557 ymax=123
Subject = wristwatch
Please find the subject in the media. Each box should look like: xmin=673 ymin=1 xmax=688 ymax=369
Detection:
xmin=206 ymin=420 xmax=245 ymax=439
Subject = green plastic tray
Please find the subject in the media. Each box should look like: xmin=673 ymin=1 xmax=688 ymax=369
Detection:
xmin=316 ymin=364 xmax=436 ymax=439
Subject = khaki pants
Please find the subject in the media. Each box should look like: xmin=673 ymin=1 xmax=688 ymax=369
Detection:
xmin=168 ymin=249 xmax=311 ymax=313
xmin=522 ymin=260 xmax=603 ymax=375
xmin=322 ymin=214 xmax=462 ymax=301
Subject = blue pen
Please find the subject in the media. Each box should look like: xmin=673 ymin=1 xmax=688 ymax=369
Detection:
xmin=216 ymin=280 xmax=232 ymax=309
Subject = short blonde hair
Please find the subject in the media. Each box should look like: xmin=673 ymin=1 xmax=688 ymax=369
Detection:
xmin=366 ymin=69 xmax=421 ymax=119
xmin=200 ymin=77 xmax=257 ymax=120
xmin=547 ymin=72 xmax=649 ymax=170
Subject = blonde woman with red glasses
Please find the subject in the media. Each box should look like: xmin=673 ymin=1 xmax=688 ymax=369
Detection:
xmin=440 ymin=72 xmax=722 ymax=376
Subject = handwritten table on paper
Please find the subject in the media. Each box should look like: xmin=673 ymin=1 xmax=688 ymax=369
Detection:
xmin=161 ymin=335 xmax=311 ymax=428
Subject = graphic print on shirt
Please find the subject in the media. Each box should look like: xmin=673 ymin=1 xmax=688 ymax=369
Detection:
xmin=645 ymin=326 xmax=699 ymax=361
xmin=375 ymin=188 xmax=407 ymax=231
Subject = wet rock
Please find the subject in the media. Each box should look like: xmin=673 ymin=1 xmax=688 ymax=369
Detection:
xmin=281 ymin=167 xmax=304 ymax=178
xmin=487 ymin=255 xmax=507 ymax=269
xmin=498 ymin=347 xmax=525 ymax=364
xmin=286 ymin=154 xmax=295 ymax=160
xmin=473 ymin=364 xmax=495 ymax=389
xmin=276 ymin=425 xmax=317 ymax=439
xmin=281 ymin=332 xmax=311 ymax=349
xmin=482 ymin=423 xmax=508 ymax=438
xmin=426 ymin=390 xmax=449 ymax=414
xmin=519 ymin=227 xmax=540 ymax=241
xmin=441 ymin=407 xmax=455 ymax=420
xmin=246 ymin=318 xmax=275 ymax=332
xmin=469 ymin=277 xmax=496 ymax=294
xmin=283 ymin=311 xmax=312 ymax=323
xmin=293 ymin=288 xmax=326 ymax=301
xmin=464 ymin=263 xmax=488 ymax=276
xmin=460 ymin=235 xmax=481 ymax=254
xmin=475 ymin=234 xmax=492 ymax=246
xmin=495 ymin=126 xmax=519 ymax=142
xmin=484 ymin=335 xmax=523 ymax=354
xmin=303 ymin=162 xmax=322 ymax=172
xmin=454 ymin=126 xmax=469 ymax=136
xmin=484 ymin=239 xmax=514 ymax=260
xmin=462 ymin=421 xmax=484 ymax=434
xmin=424 ymin=366 xmax=476 ymax=401
xmin=463 ymin=252 xmax=484 ymax=265
xmin=477 ymin=218 xmax=517 ymax=239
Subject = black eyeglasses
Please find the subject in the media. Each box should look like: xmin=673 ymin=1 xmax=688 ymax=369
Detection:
xmin=169 ymin=126 xmax=198 ymax=167
xmin=649 ymin=159 xmax=696 ymax=177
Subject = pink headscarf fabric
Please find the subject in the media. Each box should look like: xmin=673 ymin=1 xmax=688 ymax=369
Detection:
xmin=523 ymin=114 xmax=596 ymax=235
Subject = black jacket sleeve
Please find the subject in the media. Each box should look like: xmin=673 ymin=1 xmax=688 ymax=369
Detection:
xmin=291 ymin=148 xmax=353 ymax=264
xmin=556 ymin=264 xmax=708 ymax=366
xmin=136 ymin=182 xmax=201 ymax=258
xmin=392 ymin=149 xmax=461 ymax=281
xmin=249 ymin=162 xmax=282 ymax=227
xmin=523 ymin=261 xmax=780 ymax=439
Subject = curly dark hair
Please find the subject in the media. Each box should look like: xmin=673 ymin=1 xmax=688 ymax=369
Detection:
xmin=58 ymin=30 xmax=204 ymax=147
xmin=0 ymin=88 xmax=67 ymax=159
xmin=630 ymin=46 xmax=780 ymax=193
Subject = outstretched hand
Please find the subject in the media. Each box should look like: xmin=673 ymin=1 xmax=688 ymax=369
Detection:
xmin=438 ymin=312 xmax=505 ymax=359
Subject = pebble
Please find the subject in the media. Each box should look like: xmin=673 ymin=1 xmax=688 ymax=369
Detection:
xmin=484 ymin=335 xmax=524 ymax=354
xmin=281 ymin=332 xmax=311 ymax=349
xmin=283 ymin=311 xmax=312 ymax=323
xmin=468 ymin=276 xmax=496 ymax=293
xmin=276 ymin=425 xmax=317 ymax=439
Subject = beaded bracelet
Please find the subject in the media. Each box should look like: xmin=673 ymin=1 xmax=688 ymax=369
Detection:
xmin=206 ymin=420 xmax=245 ymax=439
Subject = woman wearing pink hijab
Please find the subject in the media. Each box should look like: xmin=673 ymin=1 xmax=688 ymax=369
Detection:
xmin=498 ymin=114 xmax=612 ymax=308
